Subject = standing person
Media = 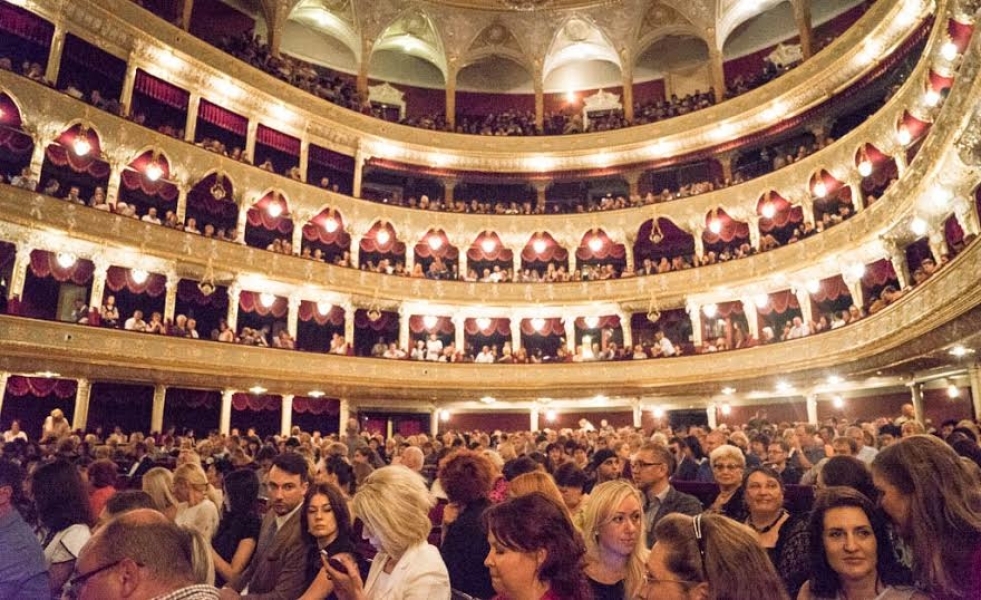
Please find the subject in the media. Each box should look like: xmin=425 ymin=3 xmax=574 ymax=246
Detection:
xmin=437 ymin=451 xmax=495 ymax=599
xmin=0 ymin=460 xmax=48 ymax=599
xmin=481 ymin=492 xmax=591 ymax=600
xmin=321 ymin=466 xmax=450 ymax=600
xmin=640 ymin=513 xmax=789 ymax=600
xmin=581 ymin=481 xmax=648 ymax=600
xmin=631 ymin=442 xmax=702 ymax=548
xmin=31 ymin=460 xmax=93 ymax=598
xmin=872 ymin=436 xmax=981 ymax=599
xmin=799 ymin=486 xmax=926 ymax=600
xmin=220 ymin=453 xmax=311 ymax=600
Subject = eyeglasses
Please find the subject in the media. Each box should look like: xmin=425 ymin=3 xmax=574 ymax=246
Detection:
xmin=712 ymin=463 xmax=743 ymax=471
xmin=65 ymin=559 xmax=131 ymax=599
xmin=630 ymin=460 xmax=664 ymax=470
xmin=692 ymin=514 xmax=708 ymax=582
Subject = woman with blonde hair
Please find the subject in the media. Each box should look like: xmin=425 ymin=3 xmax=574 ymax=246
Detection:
xmin=173 ymin=463 xmax=220 ymax=541
xmin=581 ymin=480 xmax=648 ymax=600
xmin=322 ymin=466 xmax=450 ymax=599
xmin=142 ymin=466 xmax=180 ymax=521
xmin=642 ymin=513 xmax=789 ymax=600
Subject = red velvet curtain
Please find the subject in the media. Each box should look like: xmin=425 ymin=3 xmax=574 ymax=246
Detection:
xmin=464 ymin=318 xmax=511 ymax=336
xmin=5 ymin=376 xmax=77 ymax=398
xmin=414 ymin=232 xmax=459 ymax=261
xmin=574 ymin=315 xmax=621 ymax=329
xmin=246 ymin=206 xmax=293 ymax=235
xmin=29 ymin=250 xmax=94 ymax=285
xmin=0 ymin=3 xmax=53 ymax=45
xmin=861 ymin=259 xmax=897 ymax=288
xmin=354 ymin=310 xmax=399 ymax=332
xmin=239 ymin=291 xmax=288 ymax=318
xmin=121 ymin=170 xmax=178 ymax=202
xmin=292 ymin=397 xmax=340 ymax=415
xmin=105 ymin=266 xmax=166 ymax=297
xmin=298 ymin=301 xmax=345 ymax=326
xmin=810 ymin=275 xmax=851 ymax=303
xmin=231 ymin=393 xmax=280 ymax=411
xmin=467 ymin=233 xmax=513 ymax=262
xmin=198 ymin=100 xmax=248 ymax=135
xmin=176 ymin=279 xmax=228 ymax=310
xmin=575 ymin=230 xmax=626 ymax=261
xmin=303 ymin=210 xmax=350 ymax=246
xmin=521 ymin=234 xmax=569 ymax=262
xmin=520 ymin=318 xmax=564 ymax=336
xmin=166 ymin=388 xmax=218 ymax=409
xmin=703 ymin=209 xmax=751 ymax=244
xmin=134 ymin=70 xmax=190 ymax=109
xmin=715 ymin=301 xmax=744 ymax=318
xmin=256 ymin=124 xmax=300 ymax=156
xmin=45 ymin=144 xmax=110 ymax=178
xmin=757 ymin=290 xmax=800 ymax=316
xmin=408 ymin=315 xmax=455 ymax=335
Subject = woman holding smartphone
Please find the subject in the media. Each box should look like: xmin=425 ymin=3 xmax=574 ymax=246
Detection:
xmin=298 ymin=481 xmax=361 ymax=600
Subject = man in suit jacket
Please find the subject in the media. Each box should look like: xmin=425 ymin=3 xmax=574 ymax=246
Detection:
xmin=220 ymin=453 xmax=310 ymax=600
xmin=632 ymin=441 xmax=703 ymax=548
xmin=127 ymin=442 xmax=155 ymax=482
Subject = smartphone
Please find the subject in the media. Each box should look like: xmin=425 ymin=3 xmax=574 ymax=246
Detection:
xmin=320 ymin=550 xmax=349 ymax=575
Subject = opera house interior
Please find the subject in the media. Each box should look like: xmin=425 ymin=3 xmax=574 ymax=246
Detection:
xmin=2 ymin=0 xmax=981 ymax=441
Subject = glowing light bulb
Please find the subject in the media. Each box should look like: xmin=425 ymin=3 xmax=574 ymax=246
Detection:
xmin=924 ymin=89 xmax=941 ymax=107
xmin=941 ymin=41 xmax=959 ymax=61
xmin=72 ymin=136 xmax=92 ymax=157
xmin=533 ymin=238 xmax=547 ymax=254
xmin=947 ymin=385 xmax=959 ymax=399
xmin=858 ymin=160 xmax=873 ymax=177
xmin=911 ymin=217 xmax=929 ymax=236
xmin=761 ymin=202 xmax=776 ymax=219
xmin=702 ymin=304 xmax=718 ymax=318
xmin=376 ymin=228 xmax=391 ymax=246
xmin=584 ymin=316 xmax=600 ymax=329
xmin=145 ymin=161 xmax=163 ymax=182
xmin=813 ymin=180 xmax=828 ymax=198
xmin=897 ymin=126 xmax=912 ymax=146
xmin=588 ymin=236 xmax=604 ymax=252
xmin=545 ymin=409 xmax=557 ymax=422
xmin=324 ymin=217 xmax=338 ymax=233
xmin=708 ymin=218 xmax=722 ymax=235
xmin=316 ymin=300 xmax=331 ymax=316
xmin=476 ymin=317 xmax=491 ymax=330
xmin=720 ymin=403 xmax=732 ymax=416
xmin=652 ymin=407 xmax=665 ymax=419
xmin=56 ymin=252 xmax=77 ymax=268
xmin=423 ymin=315 xmax=438 ymax=329
xmin=481 ymin=238 xmax=496 ymax=253
xmin=440 ymin=409 xmax=451 ymax=422
xmin=259 ymin=292 xmax=276 ymax=308
xmin=130 ymin=269 xmax=149 ymax=284
xmin=428 ymin=235 xmax=443 ymax=250
xmin=806 ymin=280 xmax=821 ymax=294
xmin=531 ymin=317 xmax=546 ymax=332
xmin=267 ymin=202 xmax=283 ymax=218
xmin=754 ymin=293 xmax=769 ymax=309
xmin=832 ymin=395 xmax=844 ymax=409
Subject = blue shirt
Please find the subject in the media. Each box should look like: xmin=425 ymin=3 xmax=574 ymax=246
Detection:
xmin=0 ymin=508 xmax=49 ymax=600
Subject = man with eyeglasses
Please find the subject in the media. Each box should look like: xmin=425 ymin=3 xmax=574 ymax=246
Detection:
xmin=68 ymin=509 xmax=218 ymax=600
xmin=632 ymin=442 xmax=703 ymax=548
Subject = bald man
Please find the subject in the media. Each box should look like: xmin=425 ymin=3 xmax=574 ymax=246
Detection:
xmin=71 ymin=509 xmax=217 ymax=599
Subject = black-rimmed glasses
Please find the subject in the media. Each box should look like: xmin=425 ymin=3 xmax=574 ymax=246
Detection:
xmin=65 ymin=559 xmax=141 ymax=600
xmin=692 ymin=514 xmax=708 ymax=580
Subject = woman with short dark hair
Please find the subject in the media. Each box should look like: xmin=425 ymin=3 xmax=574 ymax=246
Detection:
xmin=438 ymin=450 xmax=496 ymax=599
xmin=298 ymin=481 xmax=359 ymax=600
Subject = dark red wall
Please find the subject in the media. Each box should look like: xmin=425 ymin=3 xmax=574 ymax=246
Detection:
xmin=456 ymin=91 xmax=535 ymax=116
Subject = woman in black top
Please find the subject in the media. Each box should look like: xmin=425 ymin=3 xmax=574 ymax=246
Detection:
xmin=298 ymin=481 xmax=361 ymax=600
xmin=211 ymin=468 xmax=261 ymax=587
xmin=438 ymin=450 xmax=496 ymax=599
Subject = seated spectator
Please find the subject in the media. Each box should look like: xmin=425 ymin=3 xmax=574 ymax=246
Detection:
xmin=32 ymin=460 xmax=93 ymax=597
xmin=100 ymin=295 xmax=120 ymax=328
xmin=0 ymin=460 xmax=48 ymax=599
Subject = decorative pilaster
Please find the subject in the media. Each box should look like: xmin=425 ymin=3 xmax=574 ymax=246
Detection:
xmin=338 ymin=399 xmax=350 ymax=434
xmin=8 ymin=245 xmax=33 ymax=300
xmin=928 ymin=228 xmax=949 ymax=261
xmin=620 ymin=51 xmax=634 ymax=122
xmin=530 ymin=406 xmax=540 ymax=432
xmin=564 ymin=317 xmax=575 ymax=352
xmin=533 ymin=62 xmax=545 ymax=132
xmin=692 ymin=225 xmax=706 ymax=261
xmin=795 ymin=288 xmax=813 ymax=326
xmin=73 ymin=378 xmax=91 ymax=432
xmin=688 ymin=302 xmax=704 ymax=348
xmin=849 ymin=182 xmax=865 ymax=211
xmin=106 ymin=159 xmax=124 ymax=206
xmin=344 ymin=303 xmax=355 ymax=346
xmin=707 ymin=38 xmax=726 ymax=102
xmin=445 ymin=63 xmax=458 ymax=130
xmin=291 ymin=211 xmax=307 ymax=255
xmin=175 ymin=182 xmax=189 ymax=224
xmin=163 ymin=275 xmax=179 ymax=322
xmin=220 ymin=388 xmax=234 ymax=435
xmin=954 ymin=196 xmax=981 ymax=238
xmin=180 ymin=0 xmax=195 ymax=30
xmin=430 ymin=408 xmax=440 ymax=436
xmin=792 ymin=0 xmax=814 ymax=60
xmin=623 ymin=232 xmax=636 ymax=274
xmin=884 ymin=241 xmax=911 ymax=290
xmin=0 ymin=371 xmax=9 ymax=420
xmin=841 ymin=269 xmax=865 ymax=311
xmin=89 ymin=258 xmax=110 ymax=312
xmin=226 ymin=284 xmax=241 ymax=333
xmin=740 ymin=297 xmax=761 ymax=339
xmin=299 ymin=138 xmax=310 ymax=183
xmin=619 ymin=312 xmax=633 ymax=349
xmin=151 ymin=384 xmax=167 ymax=434
xmin=451 ymin=315 xmax=465 ymax=352
xmin=357 ymin=36 xmax=371 ymax=101
xmin=281 ymin=394 xmax=293 ymax=436
xmin=235 ymin=203 xmax=249 ymax=244
xmin=244 ymin=120 xmax=258 ymax=163
xmin=353 ymin=146 xmax=365 ymax=199
xmin=748 ymin=216 xmax=762 ymax=250
xmin=909 ymin=382 xmax=924 ymax=423
xmin=718 ymin=152 xmax=735 ymax=183
xmin=631 ymin=400 xmax=642 ymax=428
xmin=706 ymin=404 xmax=718 ymax=430
xmin=443 ymin=178 xmax=457 ymax=206
xmin=510 ymin=319 xmax=522 ymax=351
xmin=806 ymin=394 xmax=818 ymax=424
xmin=287 ymin=294 xmax=300 ymax=339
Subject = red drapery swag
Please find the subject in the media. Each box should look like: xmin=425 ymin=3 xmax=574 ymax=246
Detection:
xmin=293 ymin=396 xmax=340 ymax=415
xmin=521 ymin=238 xmax=569 ymax=263
xmin=231 ymin=393 xmax=280 ymax=411
xmin=354 ymin=310 xmax=399 ymax=332
xmin=5 ymin=376 xmax=77 ymax=398
xmin=757 ymin=290 xmax=800 ymax=316
xmin=949 ymin=19 xmax=974 ymax=49
xmin=303 ymin=210 xmax=350 ymax=246
xmin=574 ymin=315 xmax=621 ymax=329
xmin=188 ymin=176 xmax=238 ymax=219
xmin=29 ymin=250 xmax=94 ymax=285
xmin=166 ymin=388 xmax=219 ymax=409
xmin=861 ymin=259 xmax=898 ymax=288
xmin=198 ymin=100 xmax=248 ymax=136
xmin=308 ymin=144 xmax=356 ymax=171
xmin=176 ymin=279 xmax=229 ymax=310
xmin=45 ymin=145 xmax=110 ymax=179
xmin=810 ymin=275 xmax=852 ymax=303
xmin=104 ymin=266 xmax=167 ymax=297
xmin=256 ymin=124 xmax=300 ymax=156
xmin=464 ymin=318 xmax=511 ymax=336
xmin=901 ymin=111 xmax=931 ymax=140
xmin=468 ymin=232 xmax=513 ymax=262
xmin=0 ymin=2 xmax=53 ymax=45
xmin=760 ymin=206 xmax=804 ymax=232
xmin=246 ymin=206 xmax=294 ymax=235
xmin=360 ymin=237 xmax=406 ymax=255
xmin=408 ymin=315 xmax=455 ymax=335
xmin=298 ymin=301 xmax=345 ymax=326
xmin=946 ymin=215 xmax=965 ymax=247
xmin=703 ymin=209 xmax=751 ymax=244
xmin=0 ymin=126 xmax=32 ymax=154
xmin=520 ymin=317 xmax=565 ymax=337
xmin=414 ymin=241 xmax=459 ymax=261
xmin=121 ymin=170 xmax=178 ymax=202
xmin=239 ymin=291 xmax=288 ymax=318
xmin=575 ymin=229 xmax=626 ymax=261
xmin=715 ymin=301 xmax=745 ymax=318
xmin=0 ymin=94 xmax=23 ymax=129
xmin=134 ymin=70 xmax=190 ymax=109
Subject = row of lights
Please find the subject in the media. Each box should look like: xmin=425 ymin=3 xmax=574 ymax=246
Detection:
xmin=247 ymin=385 xmax=326 ymax=398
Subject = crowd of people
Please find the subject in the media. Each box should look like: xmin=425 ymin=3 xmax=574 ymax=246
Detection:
xmin=1 ymin=407 xmax=980 ymax=600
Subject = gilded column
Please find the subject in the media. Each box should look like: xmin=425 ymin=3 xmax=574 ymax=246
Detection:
xmin=623 ymin=231 xmax=635 ymax=274
xmin=184 ymin=94 xmax=201 ymax=143
xmin=151 ymin=384 xmax=167 ymax=434
xmin=220 ymin=389 xmax=234 ymax=435
xmin=533 ymin=62 xmax=545 ymax=132
xmin=619 ymin=311 xmax=632 ymax=349
xmin=928 ymin=228 xmax=949 ymax=262
xmin=534 ymin=182 xmax=548 ymax=213
xmin=44 ymin=24 xmax=66 ymax=85
xmin=620 ymin=50 xmax=634 ymax=122
xmin=954 ymin=197 xmax=981 ymax=238
xmin=849 ymin=182 xmax=865 ymax=211
xmin=235 ymin=201 xmax=249 ymax=244
xmin=624 ymin=170 xmax=642 ymax=199
xmin=564 ymin=317 xmax=576 ymax=352
xmin=452 ymin=315 xmax=465 ymax=353
xmin=353 ymin=146 xmax=365 ymax=198
xmin=688 ymin=303 xmax=704 ymax=348
xmin=445 ymin=63 xmax=457 ymax=130
xmin=841 ymin=269 xmax=865 ymax=311
xmin=430 ymin=409 xmax=440 ymax=436
xmin=706 ymin=405 xmax=717 ymax=430
xmin=747 ymin=216 xmax=761 ymax=250
xmin=106 ymin=159 xmax=124 ymax=207
xmin=885 ymin=241 xmax=911 ymax=290
xmin=740 ymin=297 xmax=761 ymax=339
xmin=0 ymin=372 xmax=9 ymax=419
xmin=692 ymin=225 xmax=706 ymax=262
xmin=793 ymin=0 xmax=814 ymax=60
xmin=909 ymin=382 xmax=924 ymax=423
xmin=442 ymin=178 xmax=457 ymax=207
xmin=291 ymin=210 xmax=307 ymax=255
xmin=244 ymin=120 xmax=258 ymax=164
xmin=89 ymin=257 xmax=110 ymax=313
xmin=707 ymin=36 xmax=726 ymax=102
xmin=398 ymin=307 xmax=410 ymax=351
xmin=357 ymin=36 xmax=372 ymax=102
xmin=175 ymin=182 xmax=189 ymax=224
xmin=119 ymin=57 xmax=138 ymax=118
xmin=631 ymin=400 xmax=642 ymax=429
xmin=181 ymin=0 xmax=195 ymax=31
xmin=299 ymin=138 xmax=310 ymax=183
xmin=280 ymin=394 xmax=293 ymax=436
xmin=529 ymin=406 xmax=540 ymax=432
xmin=73 ymin=378 xmax=91 ymax=432
xmin=806 ymin=394 xmax=818 ymax=424
xmin=343 ymin=303 xmax=355 ymax=346
xmin=510 ymin=319 xmax=522 ymax=351
xmin=338 ymin=399 xmax=350 ymax=435
xmin=795 ymin=287 xmax=813 ymax=326
xmin=718 ymin=152 xmax=735 ymax=184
